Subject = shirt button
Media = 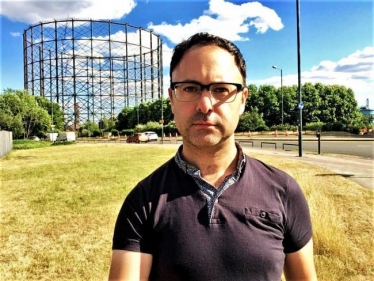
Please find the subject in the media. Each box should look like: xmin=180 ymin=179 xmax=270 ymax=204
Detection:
xmin=260 ymin=211 xmax=266 ymax=218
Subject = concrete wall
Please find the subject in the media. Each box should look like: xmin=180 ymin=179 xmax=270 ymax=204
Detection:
xmin=0 ymin=130 xmax=13 ymax=158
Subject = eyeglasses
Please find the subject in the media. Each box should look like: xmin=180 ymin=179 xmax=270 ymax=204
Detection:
xmin=170 ymin=81 xmax=244 ymax=103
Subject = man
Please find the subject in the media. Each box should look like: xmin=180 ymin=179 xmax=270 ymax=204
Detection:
xmin=109 ymin=32 xmax=317 ymax=280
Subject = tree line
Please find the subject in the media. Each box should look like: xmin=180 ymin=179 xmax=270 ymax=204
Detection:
xmin=1 ymin=83 xmax=372 ymax=139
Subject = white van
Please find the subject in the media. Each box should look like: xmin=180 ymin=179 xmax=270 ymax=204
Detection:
xmin=46 ymin=133 xmax=58 ymax=142
xmin=56 ymin=132 xmax=76 ymax=142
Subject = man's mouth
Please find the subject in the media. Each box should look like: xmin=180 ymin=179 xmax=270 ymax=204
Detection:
xmin=193 ymin=121 xmax=215 ymax=128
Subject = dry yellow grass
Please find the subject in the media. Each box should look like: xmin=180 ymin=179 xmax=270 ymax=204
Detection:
xmin=255 ymin=155 xmax=374 ymax=281
xmin=1 ymin=143 xmax=373 ymax=280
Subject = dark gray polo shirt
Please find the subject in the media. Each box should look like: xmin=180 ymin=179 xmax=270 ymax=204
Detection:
xmin=113 ymin=147 xmax=313 ymax=281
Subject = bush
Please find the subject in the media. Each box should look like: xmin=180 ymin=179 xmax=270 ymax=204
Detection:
xmin=12 ymin=140 xmax=52 ymax=150
xmin=332 ymin=122 xmax=345 ymax=131
xmin=52 ymin=141 xmax=76 ymax=146
xmin=121 ymin=129 xmax=134 ymax=136
xmin=145 ymin=121 xmax=161 ymax=131
xmin=270 ymin=125 xmax=281 ymax=131
xmin=322 ymin=122 xmax=346 ymax=131
xmin=80 ymin=129 xmax=91 ymax=137
xmin=322 ymin=123 xmax=333 ymax=131
xmin=111 ymin=129 xmax=120 ymax=137
xmin=134 ymin=124 xmax=146 ymax=132
xmin=236 ymin=111 xmax=267 ymax=132
xmin=305 ymin=122 xmax=325 ymax=131
xmin=163 ymin=121 xmax=179 ymax=136
xmin=351 ymin=126 xmax=361 ymax=134
xmin=94 ymin=130 xmax=102 ymax=137
xmin=256 ymin=125 xmax=269 ymax=132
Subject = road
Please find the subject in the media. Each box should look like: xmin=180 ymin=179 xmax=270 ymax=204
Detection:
xmin=236 ymin=136 xmax=374 ymax=189
xmin=78 ymin=136 xmax=374 ymax=189
xmin=81 ymin=135 xmax=373 ymax=159
xmin=236 ymin=136 xmax=374 ymax=159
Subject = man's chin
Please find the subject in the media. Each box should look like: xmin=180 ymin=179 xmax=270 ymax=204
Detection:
xmin=185 ymin=134 xmax=223 ymax=148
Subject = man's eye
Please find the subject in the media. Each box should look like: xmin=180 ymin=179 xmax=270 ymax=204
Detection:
xmin=211 ymin=87 xmax=229 ymax=93
xmin=184 ymin=86 xmax=200 ymax=92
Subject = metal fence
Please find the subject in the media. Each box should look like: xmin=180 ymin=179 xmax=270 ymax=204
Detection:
xmin=0 ymin=131 xmax=13 ymax=158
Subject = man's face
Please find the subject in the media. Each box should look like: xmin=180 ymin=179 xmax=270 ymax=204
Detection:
xmin=168 ymin=45 xmax=248 ymax=149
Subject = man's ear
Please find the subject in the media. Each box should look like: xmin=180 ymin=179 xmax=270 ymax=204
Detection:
xmin=239 ymin=87 xmax=249 ymax=115
xmin=168 ymin=88 xmax=175 ymax=114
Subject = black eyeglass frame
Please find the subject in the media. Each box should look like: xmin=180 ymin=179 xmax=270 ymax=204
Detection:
xmin=170 ymin=81 xmax=245 ymax=103
xmin=170 ymin=81 xmax=244 ymax=92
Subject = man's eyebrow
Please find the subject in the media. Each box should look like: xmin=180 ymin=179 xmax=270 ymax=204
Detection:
xmin=175 ymin=80 xmax=227 ymax=85
xmin=176 ymin=80 xmax=200 ymax=84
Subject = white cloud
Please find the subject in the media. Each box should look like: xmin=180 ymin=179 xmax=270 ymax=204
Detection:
xmin=10 ymin=32 xmax=21 ymax=37
xmin=0 ymin=0 xmax=136 ymax=23
xmin=162 ymin=43 xmax=174 ymax=68
xmin=148 ymin=0 xmax=283 ymax=44
xmin=249 ymin=47 xmax=374 ymax=107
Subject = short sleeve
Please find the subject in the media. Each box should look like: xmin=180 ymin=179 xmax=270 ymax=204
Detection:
xmin=112 ymin=184 xmax=154 ymax=254
xmin=283 ymin=177 xmax=313 ymax=253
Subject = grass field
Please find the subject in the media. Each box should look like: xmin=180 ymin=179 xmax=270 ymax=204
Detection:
xmin=1 ymin=143 xmax=373 ymax=280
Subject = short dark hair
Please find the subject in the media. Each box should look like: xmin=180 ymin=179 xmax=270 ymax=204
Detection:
xmin=169 ymin=32 xmax=246 ymax=85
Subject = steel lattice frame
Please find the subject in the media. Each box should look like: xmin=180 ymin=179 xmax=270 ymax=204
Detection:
xmin=23 ymin=19 xmax=163 ymax=130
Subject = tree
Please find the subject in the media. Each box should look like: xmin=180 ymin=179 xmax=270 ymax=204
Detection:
xmin=100 ymin=115 xmax=116 ymax=132
xmin=0 ymin=91 xmax=24 ymax=137
xmin=301 ymin=83 xmax=322 ymax=124
xmin=0 ymin=89 xmax=51 ymax=139
xmin=317 ymin=84 xmax=361 ymax=129
xmin=116 ymin=98 xmax=173 ymax=130
xmin=360 ymin=113 xmax=374 ymax=128
xmin=281 ymin=85 xmax=298 ymax=125
xmin=236 ymin=109 xmax=268 ymax=132
xmin=116 ymin=107 xmax=133 ymax=131
xmin=245 ymin=84 xmax=258 ymax=104
xmin=244 ymin=83 xmax=363 ymax=131
xmin=246 ymin=85 xmax=279 ymax=126
xmin=147 ymin=98 xmax=173 ymax=126
xmin=34 ymin=96 xmax=65 ymax=133
xmin=80 ymin=121 xmax=100 ymax=137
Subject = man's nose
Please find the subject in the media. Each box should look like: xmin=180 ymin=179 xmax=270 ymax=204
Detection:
xmin=196 ymin=88 xmax=214 ymax=114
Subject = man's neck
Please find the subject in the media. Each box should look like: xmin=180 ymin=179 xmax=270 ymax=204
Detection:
xmin=181 ymin=138 xmax=239 ymax=188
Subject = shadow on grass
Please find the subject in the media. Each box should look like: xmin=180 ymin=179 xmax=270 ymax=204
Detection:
xmin=316 ymin=173 xmax=374 ymax=179
xmin=316 ymin=173 xmax=354 ymax=178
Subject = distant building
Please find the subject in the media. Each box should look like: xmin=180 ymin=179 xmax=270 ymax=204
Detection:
xmin=360 ymin=99 xmax=374 ymax=123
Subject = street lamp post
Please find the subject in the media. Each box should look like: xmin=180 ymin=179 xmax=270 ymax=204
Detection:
xmin=296 ymin=0 xmax=303 ymax=157
xmin=272 ymin=66 xmax=283 ymax=125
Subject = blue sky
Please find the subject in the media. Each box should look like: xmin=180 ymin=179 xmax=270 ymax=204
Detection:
xmin=0 ymin=0 xmax=372 ymax=107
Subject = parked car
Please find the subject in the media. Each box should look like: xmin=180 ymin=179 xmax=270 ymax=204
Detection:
xmin=144 ymin=131 xmax=158 ymax=142
xmin=126 ymin=132 xmax=148 ymax=143
xmin=28 ymin=136 xmax=40 ymax=141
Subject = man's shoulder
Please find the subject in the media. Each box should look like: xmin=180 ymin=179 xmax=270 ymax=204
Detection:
xmin=142 ymin=157 xmax=179 ymax=181
xmin=129 ymin=157 xmax=188 ymax=198
xmin=243 ymin=154 xmax=299 ymax=191
xmin=244 ymin=154 xmax=288 ymax=176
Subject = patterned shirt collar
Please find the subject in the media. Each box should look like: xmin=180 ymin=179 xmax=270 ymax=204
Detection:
xmin=174 ymin=143 xmax=246 ymax=186
xmin=174 ymin=143 xmax=246 ymax=222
